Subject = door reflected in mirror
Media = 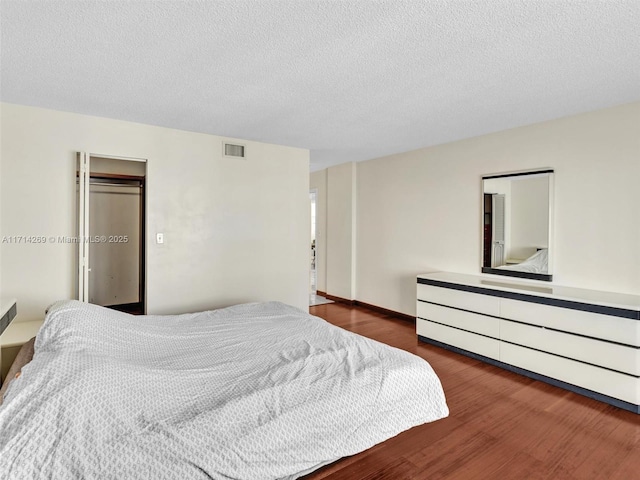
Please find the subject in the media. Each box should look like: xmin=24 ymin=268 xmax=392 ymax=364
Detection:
xmin=482 ymin=170 xmax=553 ymax=282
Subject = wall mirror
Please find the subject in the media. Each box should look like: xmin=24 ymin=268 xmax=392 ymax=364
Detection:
xmin=481 ymin=169 xmax=554 ymax=281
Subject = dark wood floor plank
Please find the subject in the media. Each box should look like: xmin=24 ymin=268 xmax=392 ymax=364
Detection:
xmin=488 ymin=449 xmax=575 ymax=480
xmin=607 ymin=451 xmax=640 ymax=480
xmin=303 ymin=303 xmax=639 ymax=480
xmin=319 ymin=456 xmax=418 ymax=480
xmin=405 ymin=424 xmax=497 ymax=477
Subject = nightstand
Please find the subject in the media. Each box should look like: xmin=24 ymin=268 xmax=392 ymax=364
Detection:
xmin=1 ymin=319 xmax=43 ymax=383
xmin=0 ymin=299 xmax=18 ymax=386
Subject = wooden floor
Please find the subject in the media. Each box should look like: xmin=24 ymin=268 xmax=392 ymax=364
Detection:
xmin=303 ymin=303 xmax=639 ymax=480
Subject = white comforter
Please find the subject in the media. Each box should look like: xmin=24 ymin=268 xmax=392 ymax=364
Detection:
xmin=0 ymin=300 xmax=448 ymax=479
xmin=498 ymin=248 xmax=548 ymax=274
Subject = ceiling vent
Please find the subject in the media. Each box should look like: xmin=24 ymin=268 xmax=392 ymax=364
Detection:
xmin=223 ymin=142 xmax=246 ymax=159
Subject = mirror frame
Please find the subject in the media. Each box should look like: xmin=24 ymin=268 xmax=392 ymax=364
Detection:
xmin=481 ymin=169 xmax=554 ymax=282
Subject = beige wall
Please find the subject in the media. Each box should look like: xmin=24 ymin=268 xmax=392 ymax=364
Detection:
xmin=326 ymin=162 xmax=357 ymax=300
xmin=317 ymin=102 xmax=640 ymax=315
xmin=0 ymin=103 xmax=310 ymax=322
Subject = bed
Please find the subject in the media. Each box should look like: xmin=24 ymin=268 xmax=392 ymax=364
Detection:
xmin=498 ymin=248 xmax=548 ymax=274
xmin=0 ymin=300 xmax=448 ymax=479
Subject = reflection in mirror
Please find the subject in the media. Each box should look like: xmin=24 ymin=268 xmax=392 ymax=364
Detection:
xmin=481 ymin=170 xmax=553 ymax=281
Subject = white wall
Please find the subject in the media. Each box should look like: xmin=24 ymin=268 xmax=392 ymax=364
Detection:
xmin=326 ymin=162 xmax=356 ymax=300
xmin=317 ymin=102 xmax=640 ymax=315
xmin=309 ymin=169 xmax=327 ymax=293
xmin=0 ymin=103 xmax=310 ymax=322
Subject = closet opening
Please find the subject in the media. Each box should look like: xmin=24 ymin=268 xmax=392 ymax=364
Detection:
xmin=310 ymin=189 xmax=317 ymax=296
xmin=77 ymin=154 xmax=147 ymax=314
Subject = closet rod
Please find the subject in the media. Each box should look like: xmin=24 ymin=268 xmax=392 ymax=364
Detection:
xmin=76 ymin=179 xmax=142 ymax=188
xmin=89 ymin=182 xmax=143 ymax=188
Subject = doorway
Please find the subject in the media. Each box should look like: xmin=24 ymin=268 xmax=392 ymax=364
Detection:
xmin=308 ymin=189 xmax=333 ymax=307
xmin=77 ymin=154 xmax=146 ymax=314
xmin=310 ymin=189 xmax=317 ymax=295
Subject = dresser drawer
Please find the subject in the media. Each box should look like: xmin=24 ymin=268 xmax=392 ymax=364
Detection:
xmin=500 ymin=343 xmax=639 ymax=405
xmin=417 ymin=301 xmax=499 ymax=338
xmin=500 ymin=298 xmax=639 ymax=347
xmin=417 ymin=284 xmax=500 ymax=317
xmin=500 ymin=320 xmax=640 ymax=376
xmin=417 ymin=318 xmax=500 ymax=360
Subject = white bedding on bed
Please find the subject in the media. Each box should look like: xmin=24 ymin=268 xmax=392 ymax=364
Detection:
xmin=498 ymin=248 xmax=548 ymax=274
xmin=0 ymin=300 xmax=448 ymax=479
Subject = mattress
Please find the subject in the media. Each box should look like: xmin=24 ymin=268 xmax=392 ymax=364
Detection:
xmin=0 ymin=300 xmax=448 ymax=479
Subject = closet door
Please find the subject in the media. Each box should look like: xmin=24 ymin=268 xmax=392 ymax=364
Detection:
xmin=77 ymin=152 xmax=91 ymax=302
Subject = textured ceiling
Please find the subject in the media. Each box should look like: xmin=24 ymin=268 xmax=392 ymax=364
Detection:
xmin=1 ymin=1 xmax=639 ymax=171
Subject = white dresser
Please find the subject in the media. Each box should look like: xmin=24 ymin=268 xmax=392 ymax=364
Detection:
xmin=416 ymin=272 xmax=640 ymax=413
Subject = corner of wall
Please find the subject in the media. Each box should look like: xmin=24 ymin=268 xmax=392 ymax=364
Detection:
xmin=325 ymin=162 xmax=357 ymax=300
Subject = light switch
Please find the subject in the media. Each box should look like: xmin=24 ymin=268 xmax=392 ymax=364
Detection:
xmin=156 ymin=233 xmax=164 ymax=244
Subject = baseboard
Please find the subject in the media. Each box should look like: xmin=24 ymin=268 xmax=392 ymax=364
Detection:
xmin=323 ymin=294 xmax=355 ymax=305
xmin=317 ymin=293 xmax=415 ymax=324
xmin=354 ymin=301 xmax=415 ymax=324
xmin=316 ymin=290 xmax=327 ymax=297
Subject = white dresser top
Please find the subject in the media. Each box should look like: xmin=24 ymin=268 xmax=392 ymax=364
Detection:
xmin=0 ymin=298 xmax=17 ymax=320
xmin=417 ymin=272 xmax=640 ymax=312
xmin=0 ymin=298 xmax=18 ymax=336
